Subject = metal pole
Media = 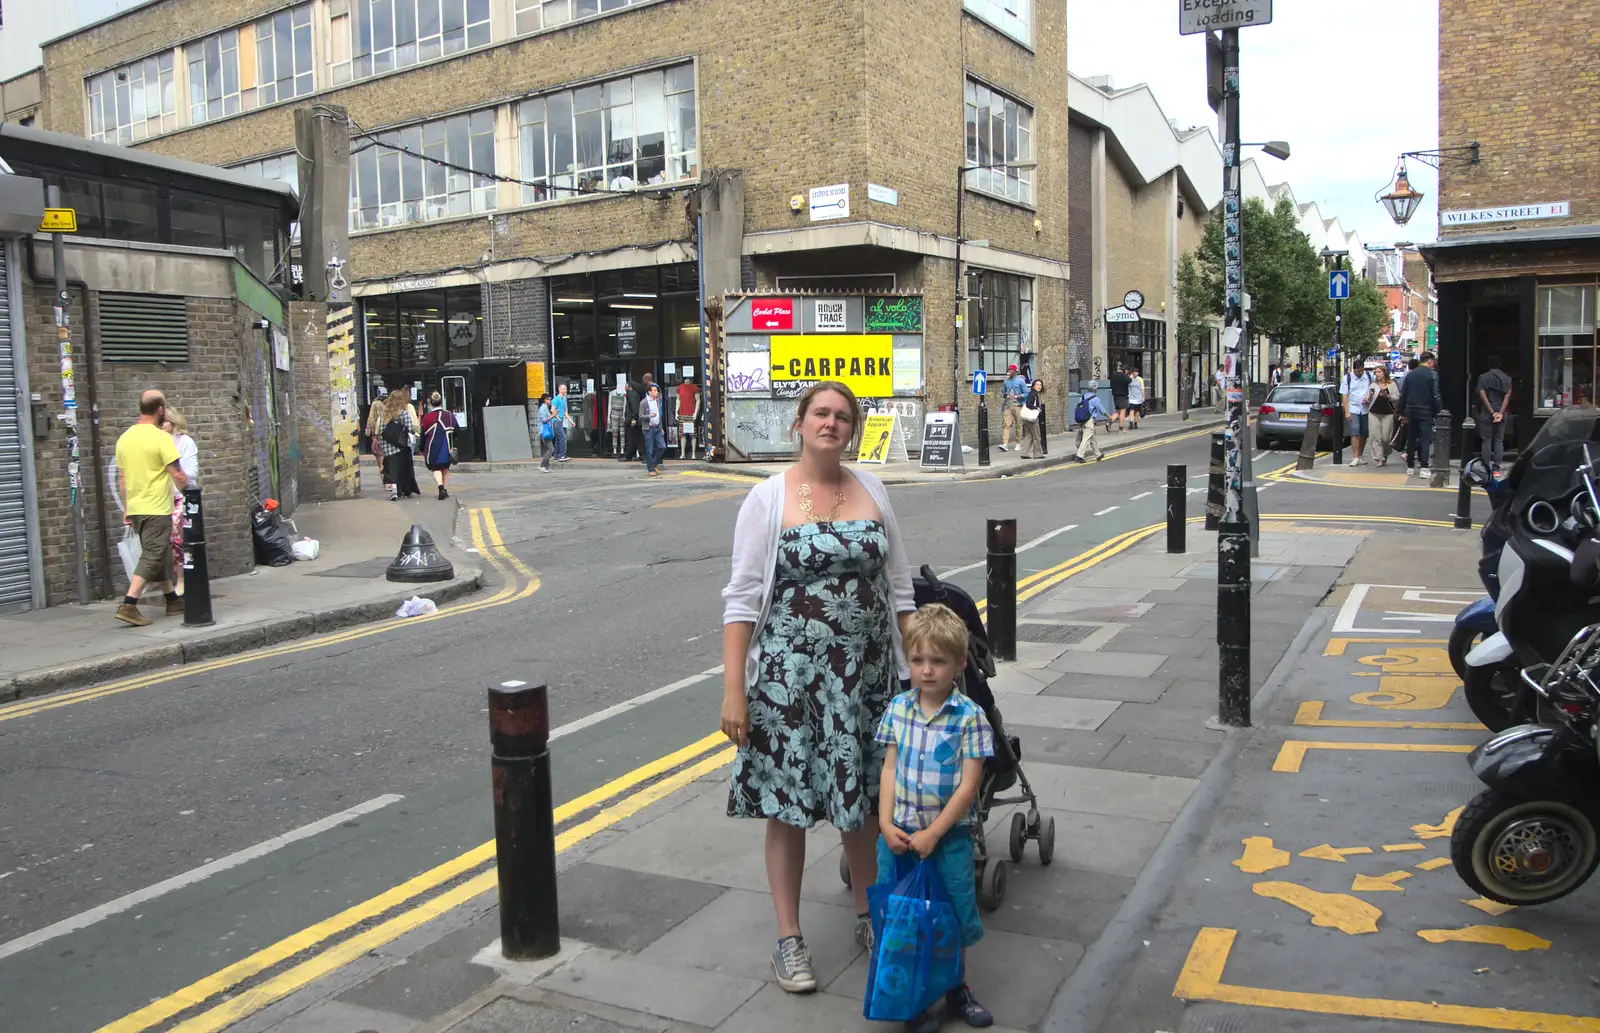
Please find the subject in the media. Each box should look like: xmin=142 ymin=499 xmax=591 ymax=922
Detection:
xmin=489 ymin=681 xmax=561 ymax=959
xmin=49 ymin=186 xmax=89 ymax=605
xmin=977 ymin=272 xmax=990 ymax=466
xmin=1454 ymin=419 xmax=1473 ymax=529
xmin=1216 ymin=27 xmax=1251 ymax=727
xmin=953 ymin=167 xmax=964 ymax=414
xmin=180 ymin=487 xmax=214 ymax=626
xmin=986 ymin=519 xmax=1017 ymax=663
xmin=1167 ymin=464 xmax=1186 ymax=554
xmin=1333 ymin=271 xmax=1345 ymax=464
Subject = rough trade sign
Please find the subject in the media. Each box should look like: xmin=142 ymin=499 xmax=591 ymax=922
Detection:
xmin=769 ymin=335 xmax=894 ymax=397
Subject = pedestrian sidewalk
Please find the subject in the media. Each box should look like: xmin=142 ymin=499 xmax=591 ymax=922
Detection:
xmin=0 ymin=485 xmax=481 ymax=702
xmin=444 ymin=410 xmax=1224 ymax=484
xmin=248 ymin=519 xmax=1379 ymax=1033
xmin=1277 ymin=449 xmax=1462 ymax=491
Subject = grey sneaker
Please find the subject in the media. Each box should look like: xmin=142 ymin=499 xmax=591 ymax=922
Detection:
xmin=855 ymin=914 xmax=873 ymax=952
xmin=772 ymin=935 xmax=817 ymax=993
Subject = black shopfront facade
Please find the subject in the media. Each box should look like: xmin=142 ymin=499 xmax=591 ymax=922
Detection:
xmin=548 ymin=262 xmax=702 ymax=399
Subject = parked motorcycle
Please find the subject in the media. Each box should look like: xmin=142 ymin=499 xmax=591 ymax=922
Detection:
xmin=1451 ymin=623 xmax=1600 ymax=905
xmin=1446 ymin=456 xmax=1512 ymax=683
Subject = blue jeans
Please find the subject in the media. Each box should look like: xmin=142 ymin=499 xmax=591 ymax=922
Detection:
xmin=644 ymin=427 xmax=666 ymax=472
xmin=554 ymin=422 xmax=568 ymax=460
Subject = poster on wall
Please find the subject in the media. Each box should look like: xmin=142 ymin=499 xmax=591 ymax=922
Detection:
xmin=726 ymin=352 xmax=771 ymax=394
xmin=272 ymin=328 xmax=291 ymax=371
xmin=618 ymin=316 xmax=637 ymax=355
xmin=892 ymin=348 xmax=923 ymax=393
xmin=769 ymin=334 xmax=893 ymax=397
xmin=864 ymin=297 xmax=923 ymax=333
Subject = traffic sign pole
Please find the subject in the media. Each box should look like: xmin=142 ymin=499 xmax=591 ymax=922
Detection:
xmin=47 ymin=186 xmax=89 ymax=605
xmin=1331 ymin=261 xmax=1345 ymax=464
xmin=974 ymin=368 xmax=991 ymax=467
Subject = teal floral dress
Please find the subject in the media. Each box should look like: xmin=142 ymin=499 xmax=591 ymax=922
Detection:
xmin=727 ymin=519 xmax=897 ymax=831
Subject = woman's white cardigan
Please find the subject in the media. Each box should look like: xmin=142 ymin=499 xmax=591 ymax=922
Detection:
xmin=721 ymin=469 xmax=916 ymax=692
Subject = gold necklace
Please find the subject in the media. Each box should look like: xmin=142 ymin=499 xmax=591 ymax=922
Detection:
xmin=797 ymin=482 xmax=848 ymax=523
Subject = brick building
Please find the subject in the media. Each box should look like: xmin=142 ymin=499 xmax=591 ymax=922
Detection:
xmin=1421 ymin=0 xmax=1599 ymax=442
xmin=37 ymin=0 xmax=1071 ymax=454
xmin=1368 ymin=245 xmax=1437 ymax=358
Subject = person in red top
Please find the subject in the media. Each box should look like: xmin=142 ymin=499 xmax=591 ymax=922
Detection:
xmin=676 ymin=376 xmax=702 ymax=459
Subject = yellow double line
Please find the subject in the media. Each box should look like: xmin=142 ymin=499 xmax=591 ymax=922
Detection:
xmin=972 ymin=522 xmax=1167 ymax=617
xmin=0 ymin=508 xmax=537 ymax=725
xmin=94 ymin=732 xmax=736 ymax=1033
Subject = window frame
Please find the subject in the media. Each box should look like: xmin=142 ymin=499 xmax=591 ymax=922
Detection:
xmin=86 ymin=52 xmax=177 ymax=144
xmin=964 ymin=77 xmax=1034 ymax=206
xmin=965 ymin=268 xmax=1033 ymax=375
xmin=349 ymin=109 xmax=499 ymax=232
xmin=963 ymin=0 xmax=1032 ymax=49
xmin=343 ymin=0 xmax=493 ymax=83
xmin=1535 ymin=281 xmax=1599 ymax=412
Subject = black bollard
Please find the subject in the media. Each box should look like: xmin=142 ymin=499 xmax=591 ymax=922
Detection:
xmin=1331 ymin=405 xmax=1345 ymax=465
xmin=1039 ymin=410 xmax=1049 ymax=457
xmin=1455 ymin=415 xmax=1474 ymax=530
xmin=1217 ymin=519 xmax=1252 ymax=727
xmin=181 ymin=487 xmax=215 ymax=627
xmin=977 ymin=399 xmax=991 ymax=467
xmin=1167 ymin=464 xmax=1186 ymax=554
xmin=1205 ymin=432 xmax=1225 ymax=531
xmin=489 ymin=681 xmax=560 ymax=960
xmin=986 ymin=519 xmax=1017 ymax=663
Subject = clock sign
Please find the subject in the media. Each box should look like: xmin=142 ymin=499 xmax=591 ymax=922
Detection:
xmin=1123 ymin=289 xmax=1145 ymax=312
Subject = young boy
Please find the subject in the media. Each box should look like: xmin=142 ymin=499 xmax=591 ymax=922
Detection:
xmin=874 ymin=604 xmax=995 ymax=1033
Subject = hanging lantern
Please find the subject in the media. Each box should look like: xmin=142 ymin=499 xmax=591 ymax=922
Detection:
xmin=1378 ymin=161 xmax=1425 ymax=226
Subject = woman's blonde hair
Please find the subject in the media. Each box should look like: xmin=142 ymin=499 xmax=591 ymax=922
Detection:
xmin=163 ymin=406 xmax=188 ymax=435
xmin=429 ymin=390 xmax=443 ymax=406
xmin=790 ymin=380 xmax=863 ymax=451
xmin=903 ymin=604 xmax=970 ymax=663
xmin=382 ymin=387 xmax=411 ymax=418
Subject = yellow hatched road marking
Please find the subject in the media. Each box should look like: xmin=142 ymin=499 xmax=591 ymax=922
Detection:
xmin=1272 ymin=740 xmax=1474 ymax=773
xmin=1293 ymin=701 xmax=1484 ymax=731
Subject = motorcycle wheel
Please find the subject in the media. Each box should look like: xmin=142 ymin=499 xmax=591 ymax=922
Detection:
xmin=1451 ymin=790 xmax=1600 ymax=905
xmin=1461 ymin=660 xmax=1528 ymax=732
xmin=1447 ymin=623 xmax=1482 ymax=682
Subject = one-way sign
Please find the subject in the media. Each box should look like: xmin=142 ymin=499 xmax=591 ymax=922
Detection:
xmin=1328 ymin=270 xmax=1351 ymax=301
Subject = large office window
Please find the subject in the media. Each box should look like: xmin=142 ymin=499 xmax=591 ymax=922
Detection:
xmin=185 ymin=5 xmax=314 ymax=126
xmin=549 ymin=263 xmax=698 ymax=368
xmin=337 ymin=0 xmax=492 ymax=83
xmin=86 ymin=53 xmax=177 ymax=144
xmin=514 ymin=0 xmax=652 ymax=34
xmin=517 ymin=64 xmax=696 ymax=202
xmin=966 ymin=269 xmax=1032 ymax=374
xmin=350 ymin=109 xmax=497 ymax=230
xmin=964 ymin=78 xmax=1033 ymax=205
xmin=363 ymin=285 xmax=485 ymax=373
xmin=1537 ymin=284 xmax=1598 ymax=410
xmin=964 ymin=0 xmax=1031 ymax=46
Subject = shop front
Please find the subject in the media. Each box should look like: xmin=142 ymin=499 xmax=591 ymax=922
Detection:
xmin=1107 ymin=316 xmax=1168 ymax=413
xmin=360 ymin=281 xmax=487 ymax=430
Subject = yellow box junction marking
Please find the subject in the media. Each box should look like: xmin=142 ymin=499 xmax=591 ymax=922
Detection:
xmin=1351 ymin=870 xmax=1412 ymax=892
xmin=1232 ymin=836 xmax=1291 ymax=874
xmin=1174 ymin=927 xmax=1600 ymax=1031
xmin=1413 ymin=806 xmax=1464 ymax=839
xmin=1349 ymin=676 xmax=1460 ymax=710
xmin=1355 ymin=645 xmax=1457 ymax=675
xmin=1418 ymin=926 xmax=1550 ymax=952
xmin=1463 ymin=896 xmax=1518 ymax=916
xmin=1251 ymin=882 xmax=1381 ymax=935
xmin=1324 ymin=637 xmax=1448 ymax=657
xmin=1293 ymin=701 xmax=1483 ymax=731
xmin=1300 ymin=844 xmax=1373 ymax=862
xmin=1415 ymin=856 xmax=1453 ymax=872
xmin=1273 ymin=740 xmax=1474 ymax=773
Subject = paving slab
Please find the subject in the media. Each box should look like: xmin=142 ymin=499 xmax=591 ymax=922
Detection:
xmin=986 ymin=693 xmax=1120 ymax=731
xmin=272 ymin=1000 xmax=418 ymax=1033
xmin=556 ymin=863 xmax=725 ymax=953
xmin=1040 ymin=674 xmax=1171 ymax=703
xmin=987 ymin=665 xmax=1066 ymax=697
xmin=1099 ymin=734 xmax=1219 ymax=779
xmin=443 ymin=995 xmax=675 ymax=1033
xmin=1096 ymin=700 xmax=1228 ymax=743
xmin=536 ymin=947 xmax=765 ymax=1028
xmin=1007 ymin=725 xmax=1121 ymax=768
xmin=639 ymin=888 xmax=862 ymax=990
xmin=1012 ymin=640 xmax=1073 ymax=667
xmin=1020 ymin=764 xmax=1197 ymax=823
xmin=1045 ymin=649 xmax=1169 ymax=678
xmin=1120 ymin=635 xmax=1215 ymax=660
xmin=979 ymin=862 xmax=1137 ymax=947
xmin=338 ymin=914 xmax=500 ymax=1020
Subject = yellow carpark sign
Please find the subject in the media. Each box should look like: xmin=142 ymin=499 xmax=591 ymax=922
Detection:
xmin=40 ymin=208 xmax=77 ymax=232
xmin=769 ymin=334 xmax=893 ymax=397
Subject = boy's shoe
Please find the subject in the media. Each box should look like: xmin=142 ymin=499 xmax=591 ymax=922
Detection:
xmin=854 ymin=913 xmax=873 ymax=952
xmin=903 ymin=1011 xmax=940 ymax=1033
xmin=946 ymin=985 xmax=995 ymax=1028
xmin=771 ymin=936 xmax=816 ymax=993
xmin=115 ymin=603 xmax=150 ymax=627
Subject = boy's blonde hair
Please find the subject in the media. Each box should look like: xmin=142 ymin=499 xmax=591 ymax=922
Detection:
xmin=902 ymin=604 xmax=969 ymax=662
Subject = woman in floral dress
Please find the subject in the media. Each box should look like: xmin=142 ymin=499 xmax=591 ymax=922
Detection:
xmin=721 ymin=381 xmax=916 ymax=995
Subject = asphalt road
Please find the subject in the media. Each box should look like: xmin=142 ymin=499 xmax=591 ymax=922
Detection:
xmin=0 ymin=432 xmax=1462 ymax=1033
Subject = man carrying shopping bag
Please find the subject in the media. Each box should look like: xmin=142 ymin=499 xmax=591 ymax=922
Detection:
xmin=114 ymin=390 xmax=189 ymax=627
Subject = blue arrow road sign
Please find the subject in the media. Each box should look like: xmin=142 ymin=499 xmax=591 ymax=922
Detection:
xmin=972 ymin=369 xmax=988 ymax=396
xmin=1329 ymin=270 xmax=1351 ymax=301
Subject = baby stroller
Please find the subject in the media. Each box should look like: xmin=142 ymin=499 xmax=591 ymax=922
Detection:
xmin=840 ymin=564 xmax=1056 ymax=910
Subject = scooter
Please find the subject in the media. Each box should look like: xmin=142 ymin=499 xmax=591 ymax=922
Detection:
xmin=1446 ymin=458 xmax=1513 ymax=683
xmin=1451 ymin=622 xmax=1600 ymax=906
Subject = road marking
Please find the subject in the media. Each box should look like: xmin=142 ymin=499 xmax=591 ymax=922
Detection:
xmin=1462 ymin=896 xmax=1516 ymax=915
xmin=940 ymin=522 xmax=1081 ymax=577
xmin=673 ymin=470 xmax=763 ymax=484
xmin=1094 ymin=506 xmax=1120 ymax=516
xmin=1324 ymin=637 xmax=1449 ymax=656
xmin=1382 ymin=842 xmax=1426 ymax=853
xmin=1413 ymin=806 xmax=1464 ymax=839
xmin=92 ymin=734 xmax=731 ymax=1033
xmin=1173 ymin=927 xmax=1600 ymax=1031
xmin=1232 ymin=836 xmax=1290 ymax=874
xmin=0 ymin=795 xmax=404 ymax=963
xmin=550 ymin=667 xmax=724 ymax=742
xmin=1418 ymin=926 xmax=1550 ymax=951
xmin=1016 ymin=425 xmax=1219 ymax=478
xmin=1187 ymin=486 xmax=1204 ymax=494
xmin=1129 ymin=491 xmax=1153 ymax=501
xmin=1415 ymin=857 xmax=1453 ymax=871
xmin=1272 ymin=740 xmax=1475 ymax=773
xmin=1292 ymin=701 xmax=1483 ymax=731
xmin=1255 ymin=481 xmax=1274 ymax=491
xmin=1251 ymin=882 xmax=1381 ymax=935
xmin=1299 ymin=844 xmax=1373 ymax=862
xmin=1350 ymin=870 xmax=1412 ymax=892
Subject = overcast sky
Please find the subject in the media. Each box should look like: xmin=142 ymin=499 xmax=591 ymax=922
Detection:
xmin=1068 ymin=0 xmax=1440 ymax=246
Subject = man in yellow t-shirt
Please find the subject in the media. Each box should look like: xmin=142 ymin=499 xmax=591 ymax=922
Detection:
xmin=114 ymin=390 xmax=189 ymax=627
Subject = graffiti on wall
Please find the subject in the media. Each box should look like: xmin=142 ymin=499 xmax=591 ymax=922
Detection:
xmin=327 ymin=304 xmax=361 ymax=498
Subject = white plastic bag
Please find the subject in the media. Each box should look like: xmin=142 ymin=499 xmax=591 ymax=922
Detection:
xmin=291 ymin=538 xmax=321 ymax=561
xmin=118 ymin=526 xmax=140 ymax=583
xmin=395 ymin=596 xmax=438 ymax=618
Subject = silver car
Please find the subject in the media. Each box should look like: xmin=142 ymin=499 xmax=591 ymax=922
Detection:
xmin=1255 ymin=382 xmax=1351 ymax=449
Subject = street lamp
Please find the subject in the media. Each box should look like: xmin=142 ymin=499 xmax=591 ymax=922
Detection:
xmin=1377 ymin=161 xmax=1425 ymax=227
xmin=956 ymin=158 xmax=1037 ymax=466
xmin=1242 ymin=140 xmax=1291 ymax=161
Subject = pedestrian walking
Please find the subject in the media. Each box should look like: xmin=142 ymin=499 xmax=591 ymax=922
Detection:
xmin=641 ymin=382 xmax=667 ymax=477
xmin=160 ymin=406 xmax=199 ymax=595
xmin=114 ymin=390 xmax=189 ymax=627
xmin=1476 ymin=355 xmax=1514 ymax=472
xmin=1018 ymin=378 xmax=1045 ymax=459
xmin=720 ymin=379 xmax=915 ymax=994
xmin=537 ymin=393 xmax=555 ymax=472
xmin=872 ymin=603 xmax=996 ymax=1033
xmin=377 ymin=388 xmax=421 ymax=500
xmin=1341 ymin=360 xmax=1375 ymax=466
xmin=421 ymin=391 xmax=458 ymax=499
xmin=999 ymin=364 xmax=1026 ymax=452
xmin=1367 ymin=366 xmax=1400 ymax=467
xmin=1073 ymin=381 xmax=1109 ymax=463
xmin=623 ymin=378 xmax=643 ymax=462
xmin=553 ymin=383 xmax=571 ymax=463
xmin=1126 ymin=366 xmax=1145 ymax=429
xmin=1398 ymin=351 xmax=1444 ymax=476
xmin=367 ymin=395 xmax=392 ymax=496
xmin=1109 ymin=365 xmax=1131 ymax=431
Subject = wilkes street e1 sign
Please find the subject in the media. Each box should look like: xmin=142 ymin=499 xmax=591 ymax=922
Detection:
xmin=1179 ymin=0 xmax=1273 ymax=35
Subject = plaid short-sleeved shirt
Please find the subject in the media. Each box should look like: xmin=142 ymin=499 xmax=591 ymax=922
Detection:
xmin=874 ymin=689 xmax=995 ymax=831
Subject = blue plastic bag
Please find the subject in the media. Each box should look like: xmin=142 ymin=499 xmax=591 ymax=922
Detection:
xmin=863 ymin=853 xmax=964 ymax=1021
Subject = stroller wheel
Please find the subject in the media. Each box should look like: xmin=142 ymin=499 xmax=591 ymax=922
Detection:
xmin=1037 ymin=817 xmax=1057 ymax=866
xmin=1008 ymin=812 xmax=1028 ymax=864
xmin=977 ymin=858 xmax=1008 ymax=911
xmin=839 ymin=852 xmax=852 ymax=889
